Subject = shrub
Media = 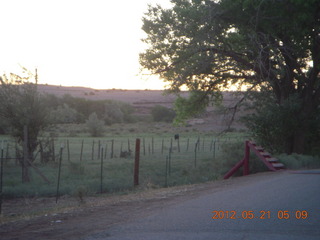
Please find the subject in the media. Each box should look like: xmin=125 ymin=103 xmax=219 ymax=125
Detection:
xmin=104 ymin=101 xmax=135 ymax=125
xmin=151 ymin=105 xmax=176 ymax=122
xmin=49 ymin=104 xmax=79 ymax=124
xmin=86 ymin=112 xmax=105 ymax=137
xmin=276 ymin=154 xmax=320 ymax=169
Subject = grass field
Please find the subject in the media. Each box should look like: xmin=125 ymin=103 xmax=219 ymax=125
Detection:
xmin=0 ymin=123 xmax=249 ymax=199
xmin=2 ymin=122 xmax=319 ymax=200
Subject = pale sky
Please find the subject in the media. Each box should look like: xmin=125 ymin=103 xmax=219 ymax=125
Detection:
xmin=0 ymin=0 xmax=172 ymax=90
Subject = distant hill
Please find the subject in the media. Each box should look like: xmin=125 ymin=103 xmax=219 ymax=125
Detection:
xmin=38 ymin=84 xmax=186 ymax=114
xmin=38 ymin=84 xmax=176 ymax=103
xmin=38 ymin=84 xmax=247 ymax=132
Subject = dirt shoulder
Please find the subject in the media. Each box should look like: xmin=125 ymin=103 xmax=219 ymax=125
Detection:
xmin=0 ymin=171 xmax=280 ymax=240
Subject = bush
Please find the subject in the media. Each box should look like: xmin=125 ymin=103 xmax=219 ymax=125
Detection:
xmin=104 ymin=101 xmax=136 ymax=125
xmin=151 ymin=105 xmax=176 ymax=122
xmin=49 ymin=104 xmax=79 ymax=124
xmin=86 ymin=112 xmax=105 ymax=137
xmin=276 ymin=154 xmax=320 ymax=169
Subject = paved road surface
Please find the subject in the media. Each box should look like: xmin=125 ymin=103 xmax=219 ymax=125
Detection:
xmin=83 ymin=170 xmax=320 ymax=240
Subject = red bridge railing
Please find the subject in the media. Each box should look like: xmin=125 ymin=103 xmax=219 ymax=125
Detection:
xmin=223 ymin=140 xmax=285 ymax=179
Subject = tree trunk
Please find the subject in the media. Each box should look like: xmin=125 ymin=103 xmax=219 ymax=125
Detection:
xmin=284 ymin=136 xmax=294 ymax=155
xmin=292 ymin=125 xmax=308 ymax=154
xmin=291 ymin=95 xmax=317 ymax=154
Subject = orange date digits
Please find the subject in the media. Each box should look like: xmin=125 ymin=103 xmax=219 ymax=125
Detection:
xmin=295 ymin=210 xmax=308 ymax=219
xmin=212 ymin=210 xmax=237 ymax=219
xmin=278 ymin=210 xmax=290 ymax=219
xmin=241 ymin=211 xmax=254 ymax=219
xmin=211 ymin=210 xmax=309 ymax=220
xmin=260 ymin=210 xmax=271 ymax=219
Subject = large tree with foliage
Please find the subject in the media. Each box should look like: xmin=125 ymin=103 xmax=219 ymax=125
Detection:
xmin=0 ymin=68 xmax=48 ymax=179
xmin=140 ymin=0 xmax=320 ymax=154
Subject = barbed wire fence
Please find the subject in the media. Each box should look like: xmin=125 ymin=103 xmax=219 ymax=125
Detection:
xmin=0 ymin=134 xmax=249 ymax=205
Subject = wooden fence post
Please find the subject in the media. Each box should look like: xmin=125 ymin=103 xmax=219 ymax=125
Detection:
xmin=0 ymin=142 xmax=4 ymax=214
xmin=202 ymin=138 xmax=205 ymax=152
xmin=133 ymin=139 xmax=140 ymax=186
xmin=67 ymin=139 xmax=70 ymax=162
xmin=143 ymin=138 xmax=146 ymax=156
xmin=152 ymin=137 xmax=154 ymax=154
xmin=128 ymin=139 xmax=131 ymax=152
xmin=186 ymin=138 xmax=189 ymax=152
xmin=165 ymin=156 xmax=168 ymax=187
xmin=168 ymin=147 xmax=172 ymax=176
xmin=91 ymin=140 xmax=95 ymax=161
xmin=161 ymin=139 xmax=164 ymax=154
xmin=55 ymin=144 xmax=64 ymax=203
xmin=194 ymin=140 xmax=198 ymax=168
xmin=243 ymin=140 xmax=250 ymax=175
xmin=22 ymin=125 xmax=30 ymax=182
xmin=104 ymin=144 xmax=108 ymax=159
xmin=5 ymin=142 xmax=9 ymax=160
xmin=110 ymin=140 xmax=114 ymax=159
xmin=98 ymin=140 xmax=101 ymax=159
xmin=80 ymin=139 xmax=84 ymax=161
xmin=52 ymin=138 xmax=55 ymax=162
xmin=100 ymin=147 xmax=104 ymax=193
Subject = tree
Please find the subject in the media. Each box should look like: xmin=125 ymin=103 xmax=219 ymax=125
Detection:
xmin=0 ymin=68 xmax=48 ymax=181
xmin=86 ymin=112 xmax=105 ymax=137
xmin=140 ymin=0 xmax=320 ymax=154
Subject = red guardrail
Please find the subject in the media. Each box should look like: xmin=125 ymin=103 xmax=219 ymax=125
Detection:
xmin=224 ymin=140 xmax=285 ymax=179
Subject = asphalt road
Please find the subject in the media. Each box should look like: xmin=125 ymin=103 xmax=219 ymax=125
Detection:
xmin=83 ymin=170 xmax=320 ymax=240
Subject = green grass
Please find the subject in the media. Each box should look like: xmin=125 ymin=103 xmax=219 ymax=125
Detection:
xmin=0 ymin=123 xmax=257 ymax=199
xmin=3 ymin=130 xmax=319 ymax=199
xmin=1 ymin=132 xmax=248 ymax=198
xmin=2 ymin=123 xmax=319 ymax=200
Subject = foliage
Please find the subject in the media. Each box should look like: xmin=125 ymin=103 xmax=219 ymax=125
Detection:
xmin=243 ymin=90 xmax=320 ymax=154
xmin=276 ymin=154 xmax=320 ymax=169
xmin=42 ymin=94 xmax=136 ymax=125
xmin=151 ymin=105 xmax=176 ymax=122
xmin=0 ymin=119 xmax=10 ymax=134
xmin=243 ymin=93 xmax=300 ymax=153
xmin=0 ymin=68 xmax=48 ymax=161
xmin=104 ymin=101 xmax=134 ymax=125
xmin=60 ymin=94 xmax=105 ymax=122
xmin=49 ymin=104 xmax=79 ymax=124
xmin=116 ymin=101 xmax=136 ymax=123
xmin=173 ymin=91 xmax=222 ymax=124
xmin=85 ymin=112 xmax=105 ymax=137
xmin=140 ymin=0 xmax=320 ymax=154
